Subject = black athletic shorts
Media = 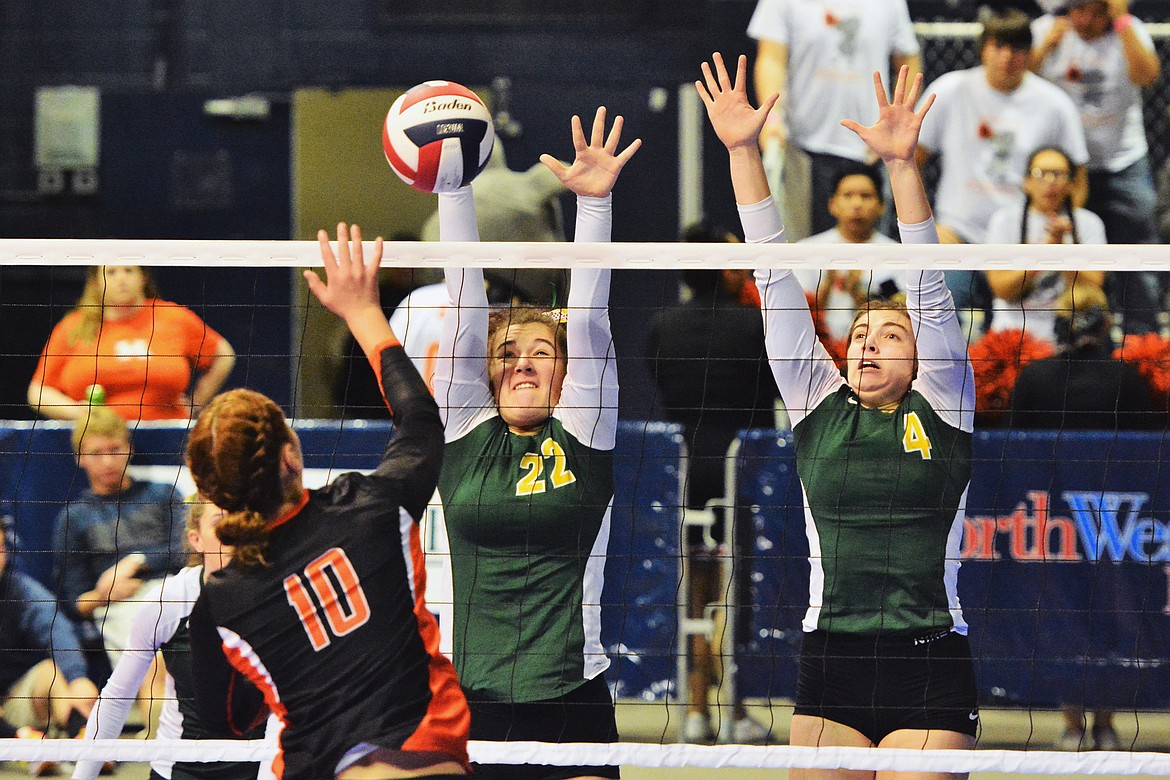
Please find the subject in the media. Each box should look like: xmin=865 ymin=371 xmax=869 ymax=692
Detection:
xmin=794 ymin=629 xmax=979 ymax=745
xmin=466 ymin=674 xmax=620 ymax=780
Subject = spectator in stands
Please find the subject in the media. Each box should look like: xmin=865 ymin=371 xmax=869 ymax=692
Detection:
xmin=1031 ymin=0 xmax=1163 ymax=334
xmin=0 ymin=516 xmax=98 ymax=777
xmin=749 ymin=0 xmax=920 ymax=240
xmin=1009 ymin=282 xmax=1159 ymax=432
xmin=53 ymin=407 xmax=186 ymax=667
xmin=28 ymin=265 xmax=235 ymax=421
xmin=797 ymin=164 xmax=906 ymax=340
xmin=917 ymin=8 xmax=1088 ymax=317
xmin=985 ymin=146 xmax=1107 ymax=341
xmin=646 ymin=221 xmax=779 ymax=744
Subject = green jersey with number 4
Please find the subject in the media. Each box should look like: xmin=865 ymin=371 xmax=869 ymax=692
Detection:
xmin=794 ymin=386 xmax=972 ymax=635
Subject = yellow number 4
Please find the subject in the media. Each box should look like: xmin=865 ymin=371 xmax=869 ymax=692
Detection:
xmin=902 ymin=411 xmax=932 ymax=460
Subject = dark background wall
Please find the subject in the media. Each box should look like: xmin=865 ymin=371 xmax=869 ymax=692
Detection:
xmin=1 ymin=0 xmax=1167 ymax=419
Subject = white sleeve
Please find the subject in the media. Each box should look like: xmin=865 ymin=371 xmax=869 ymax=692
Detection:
xmin=899 ymin=217 xmax=975 ymax=433
xmin=557 ymin=195 xmax=618 ymax=450
xmin=1054 ymin=90 xmax=1089 ymax=165
xmin=984 ymin=206 xmax=1020 ymax=244
xmin=432 ymin=187 xmax=497 ymax=442
xmin=746 ymin=0 xmax=787 ymax=43
xmin=72 ymin=578 xmax=184 ymax=780
xmin=741 ymin=197 xmax=844 ymax=427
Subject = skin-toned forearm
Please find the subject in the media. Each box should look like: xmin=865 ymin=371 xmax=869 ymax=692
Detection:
xmin=728 ymin=146 xmax=773 ymax=206
xmin=886 ymin=158 xmax=932 ymax=225
xmin=27 ymin=381 xmax=86 ymax=421
xmin=191 ymin=341 xmax=236 ymax=409
xmin=1117 ymin=25 xmax=1160 ymax=87
xmin=347 ymin=306 xmax=397 ymax=359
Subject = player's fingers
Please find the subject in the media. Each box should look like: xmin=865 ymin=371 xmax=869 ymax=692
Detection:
xmin=872 ymin=72 xmax=890 ymax=109
xmin=713 ymin=52 xmax=733 ymax=92
xmin=570 ymin=114 xmax=587 ymax=152
xmin=335 ymin=222 xmax=351 ymax=266
xmin=604 ymin=114 xmax=624 ymax=153
xmin=615 ymin=137 xmax=642 ymax=165
xmin=317 ymin=229 xmax=338 ymax=271
xmin=590 ymin=106 xmax=607 ymax=148
xmin=758 ymin=92 xmax=780 ymax=119
xmin=694 ymin=79 xmax=714 ymax=107
xmin=905 ymin=72 xmax=925 ymax=109
xmin=916 ymin=92 xmax=937 ymax=121
xmin=892 ymin=64 xmax=908 ymax=106
xmin=304 ymin=269 xmax=327 ymax=301
xmin=350 ymin=224 xmax=364 ymax=269
xmin=700 ymin=61 xmax=720 ymax=97
xmin=734 ymin=54 xmax=749 ymax=93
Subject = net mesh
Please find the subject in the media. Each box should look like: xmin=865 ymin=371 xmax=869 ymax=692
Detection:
xmin=1 ymin=239 xmax=1169 ymax=778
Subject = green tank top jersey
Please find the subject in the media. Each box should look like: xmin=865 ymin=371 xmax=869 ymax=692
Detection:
xmin=439 ymin=415 xmax=615 ymax=702
xmin=793 ymin=385 xmax=973 ymax=636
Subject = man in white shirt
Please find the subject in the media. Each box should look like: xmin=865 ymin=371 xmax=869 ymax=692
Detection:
xmin=749 ymin=0 xmax=920 ymax=240
xmin=1031 ymin=0 xmax=1164 ymax=333
xmin=916 ymin=7 xmax=1088 ymax=312
xmin=798 ymin=165 xmax=905 ymax=340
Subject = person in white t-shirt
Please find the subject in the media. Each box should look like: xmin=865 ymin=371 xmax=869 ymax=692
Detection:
xmin=798 ymin=165 xmax=905 ymax=340
xmin=985 ymin=146 xmax=1107 ymax=341
xmin=917 ymin=7 xmax=1088 ymax=313
xmin=1031 ymin=0 xmax=1164 ymax=334
xmin=748 ymin=0 xmax=920 ymax=238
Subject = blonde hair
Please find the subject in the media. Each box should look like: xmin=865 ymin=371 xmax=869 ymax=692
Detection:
xmin=71 ymin=406 xmax=130 ymax=454
xmin=67 ymin=266 xmax=158 ymax=346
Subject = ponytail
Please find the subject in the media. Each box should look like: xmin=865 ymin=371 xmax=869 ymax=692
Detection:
xmin=186 ymin=389 xmax=293 ymax=568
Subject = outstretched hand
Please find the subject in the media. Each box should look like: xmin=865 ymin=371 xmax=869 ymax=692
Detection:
xmin=695 ymin=52 xmax=779 ymax=152
xmin=308 ymin=222 xmax=383 ymax=321
xmin=841 ymin=66 xmax=934 ymax=164
xmin=540 ymin=106 xmax=641 ymax=198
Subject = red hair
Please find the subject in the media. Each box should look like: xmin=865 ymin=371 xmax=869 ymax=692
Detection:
xmin=185 ymin=389 xmax=292 ymax=567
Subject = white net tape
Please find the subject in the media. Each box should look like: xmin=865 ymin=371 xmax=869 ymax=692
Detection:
xmin=3 ymin=238 xmax=1168 ymax=776
xmin=0 ymin=238 xmax=1168 ymax=271
xmin=2 ymin=739 xmax=1170 ymax=774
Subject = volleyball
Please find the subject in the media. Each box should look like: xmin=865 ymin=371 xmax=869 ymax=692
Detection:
xmin=382 ymin=80 xmax=495 ymax=194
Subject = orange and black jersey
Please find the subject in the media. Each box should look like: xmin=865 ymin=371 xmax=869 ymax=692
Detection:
xmin=189 ymin=343 xmax=468 ymax=780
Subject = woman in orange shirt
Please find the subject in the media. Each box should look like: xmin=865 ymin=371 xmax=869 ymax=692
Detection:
xmin=28 ymin=266 xmax=236 ymax=421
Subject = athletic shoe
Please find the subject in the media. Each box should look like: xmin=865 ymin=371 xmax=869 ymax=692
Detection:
xmin=682 ymin=711 xmax=715 ymax=743
xmin=1092 ymin=725 xmax=1120 ymax=751
xmin=717 ymin=714 xmax=773 ymax=745
xmin=1056 ymin=727 xmax=1087 ymax=751
xmin=15 ymin=726 xmax=60 ymax=777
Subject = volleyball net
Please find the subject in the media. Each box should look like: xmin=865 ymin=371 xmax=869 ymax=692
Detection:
xmin=1 ymin=239 xmax=1169 ymax=776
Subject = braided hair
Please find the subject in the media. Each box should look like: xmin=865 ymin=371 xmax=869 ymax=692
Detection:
xmin=185 ymin=389 xmax=293 ymax=568
xmin=1020 ymin=146 xmax=1080 ymax=245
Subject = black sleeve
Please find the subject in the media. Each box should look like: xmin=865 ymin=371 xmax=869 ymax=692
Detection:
xmin=370 ymin=343 xmax=444 ymax=522
xmin=187 ymin=593 xmax=268 ymax=737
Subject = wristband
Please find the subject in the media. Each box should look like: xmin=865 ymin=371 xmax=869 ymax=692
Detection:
xmin=1113 ymin=14 xmax=1134 ymax=33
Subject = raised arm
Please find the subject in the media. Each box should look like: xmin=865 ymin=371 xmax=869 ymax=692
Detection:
xmin=696 ymin=53 xmax=841 ymax=424
xmin=432 ymin=187 xmax=496 ymax=441
xmin=539 ymin=107 xmax=639 ymax=449
xmin=311 ymin=222 xmax=443 ymax=518
xmin=842 ymin=68 xmax=973 ymax=429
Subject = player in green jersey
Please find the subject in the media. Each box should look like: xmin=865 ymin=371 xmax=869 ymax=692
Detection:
xmin=434 ymin=108 xmax=638 ymax=780
xmin=698 ymin=54 xmax=978 ymax=778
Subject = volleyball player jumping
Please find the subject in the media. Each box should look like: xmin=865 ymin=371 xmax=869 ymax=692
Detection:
xmin=434 ymin=107 xmax=637 ymax=780
xmin=698 ymin=53 xmax=978 ymax=779
xmin=185 ymin=223 xmax=469 ymax=780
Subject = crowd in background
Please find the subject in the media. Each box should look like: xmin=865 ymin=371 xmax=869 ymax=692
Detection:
xmin=4 ymin=0 xmax=1170 ymax=769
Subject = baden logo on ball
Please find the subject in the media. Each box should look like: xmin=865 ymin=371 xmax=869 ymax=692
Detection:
xmin=383 ymin=80 xmax=495 ymax=194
